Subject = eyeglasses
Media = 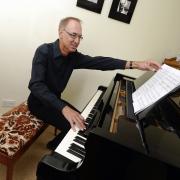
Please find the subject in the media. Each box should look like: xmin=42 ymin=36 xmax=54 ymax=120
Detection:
xmin=64 ymin=29 xmax=83 ymax=40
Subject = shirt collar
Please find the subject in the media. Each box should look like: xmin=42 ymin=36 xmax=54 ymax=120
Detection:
xmin=53 ymin=39 xmax=62 ymax=59
xmin=52 ymin=39 xmax=77 ymax=59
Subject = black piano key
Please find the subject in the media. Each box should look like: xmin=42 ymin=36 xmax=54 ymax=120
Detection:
xmin=69 ymin=147 xmax=85 ymax=157
xmin=71 ymin=143 xmax=85 ymax=152
xmin=88 ymin=112 xmax=94 ymax=116
xmin=84 ymin=122 xmax=89 ymax=129
xmin=67 ymin=149 xmax=84 ymax=159
xmin=78 ymin=131 xmax=87 ymax=138
xmin=86 ymin=117 xmax=92 ymax=123
xmin=84 ymin=121 xmax=89 ymax=125
xmin=75 ymin=135 xmax=86 ymax=142
xmin=88 ymin=114 xmax=94 ymax=118
xmin=88 ymin=114 xmax=93 ymax=118
xmin=74 ymin=136 xmax=86 ymax=145
xmin=73 ymin=138 xmax=85 ymax=146
xmin=69 ymin=143 xmax=86 ymax=155
xmin=85 ymin=124 xmax=90 ymax=130
xmin=90 ymin=108 xmax=96 ymax=114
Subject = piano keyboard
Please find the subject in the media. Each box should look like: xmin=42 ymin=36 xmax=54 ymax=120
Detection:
xmin=55 ymin=90 xmax=103 ymax=163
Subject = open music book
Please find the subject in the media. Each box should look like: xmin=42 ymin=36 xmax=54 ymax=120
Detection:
xmin=132 ymin=64 xmax=180 ymax=114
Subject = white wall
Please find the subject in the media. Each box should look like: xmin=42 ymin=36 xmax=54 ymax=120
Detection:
xmin=0 ymin=0 xmax=180 ymax=113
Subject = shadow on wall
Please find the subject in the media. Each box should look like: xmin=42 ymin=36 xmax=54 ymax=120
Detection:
xmin=62 ymin=70 xmax=87 ymax=110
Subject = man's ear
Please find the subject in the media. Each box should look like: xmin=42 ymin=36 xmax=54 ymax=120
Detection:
xmin=59 ymin=30 xmax=63 ymax=39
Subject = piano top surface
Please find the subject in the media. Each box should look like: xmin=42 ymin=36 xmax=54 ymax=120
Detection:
xmin=89 ymin=73 xmax=180 ymax=169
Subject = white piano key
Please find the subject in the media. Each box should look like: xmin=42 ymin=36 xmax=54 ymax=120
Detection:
xmin=81 ymin=90 xmax=102 ymax=118
xmin=55 ymin=90 xmax=103 ymax=163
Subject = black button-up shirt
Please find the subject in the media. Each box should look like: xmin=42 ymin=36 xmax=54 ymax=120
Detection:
xmin=28 ymin=39 xmax=127 ymax=111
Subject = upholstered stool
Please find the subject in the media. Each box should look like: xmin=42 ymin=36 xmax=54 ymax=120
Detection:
xmin=0 ymin=102 xmax=48 ymax=180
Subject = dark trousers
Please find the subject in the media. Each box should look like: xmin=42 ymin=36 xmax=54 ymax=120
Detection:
xmin=27 ymin=94 xmax=79 ymax=138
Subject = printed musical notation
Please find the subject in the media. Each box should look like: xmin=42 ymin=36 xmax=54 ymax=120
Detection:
xmin=132 ymin=64 xmax=180 ymax=114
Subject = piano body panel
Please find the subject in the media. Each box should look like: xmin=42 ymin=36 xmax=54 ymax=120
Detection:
xmin=145 ymin=125 xmax=180 ymax=169
xmin=36 ymin=108 xmax=180 ymax=180
xmin=36 ymin=73 xmax=180 ymax=180
xmin=81 ymin=118 xmax=180 ymax=180
xmin=82 ymin=127 xmax=180 ymax=180
xmin=83 ymin=73 xmax=180 ymax=179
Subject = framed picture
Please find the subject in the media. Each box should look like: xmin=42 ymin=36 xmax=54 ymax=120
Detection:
xmin=76 ymin=0 xmax=105 ymax=14
xmin=108 ymin=0 xmax=138 ymax=23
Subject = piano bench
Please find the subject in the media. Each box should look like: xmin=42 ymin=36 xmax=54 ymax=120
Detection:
xmin=0 ymin=102 xmax=48 ymax=180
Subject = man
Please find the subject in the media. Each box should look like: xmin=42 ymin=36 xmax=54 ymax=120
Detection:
xmin=28 ymin=17 xmax=161 ymax=150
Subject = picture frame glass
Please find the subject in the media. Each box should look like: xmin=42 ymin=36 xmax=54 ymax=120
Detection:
xmin=108 ymin=0 xmax=138 ymax=23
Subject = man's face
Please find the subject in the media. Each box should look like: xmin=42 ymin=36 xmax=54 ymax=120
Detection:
xmin=59 ymin=20 xmax=83 ymax=54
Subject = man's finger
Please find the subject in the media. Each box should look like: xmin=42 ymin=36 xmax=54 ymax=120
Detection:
xmin=69 ymin=120 xmax=76 ymax=131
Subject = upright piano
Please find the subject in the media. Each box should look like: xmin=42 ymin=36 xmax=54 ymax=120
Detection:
xmin=36 ymin=72 xmax=180 ymax=180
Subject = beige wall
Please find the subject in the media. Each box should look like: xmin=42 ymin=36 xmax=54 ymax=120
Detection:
xmin=0 ymin=0 xmax=180 ymax=113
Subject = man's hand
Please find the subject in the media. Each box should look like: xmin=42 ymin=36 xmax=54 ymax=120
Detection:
xmin=62 ymin=106 xmax=86 ymax=131
xmin=126 ymin=60 xmax=161 ymax=71
xmin=135 ymin=60 xmax=161 ymax=71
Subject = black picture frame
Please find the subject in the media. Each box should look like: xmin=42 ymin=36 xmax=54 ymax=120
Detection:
xmin=76 ymin=0 xmax=105 ymax=14
xmin=108 ymin=0 xmax=138 ymax=24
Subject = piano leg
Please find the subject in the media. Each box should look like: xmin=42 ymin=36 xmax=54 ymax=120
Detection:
xmin=36 ymin=154 xmax=79 ymax=180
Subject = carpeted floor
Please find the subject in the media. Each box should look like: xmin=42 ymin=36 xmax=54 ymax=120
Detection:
xmin=0 ymin=126 xmax=55 ymax=180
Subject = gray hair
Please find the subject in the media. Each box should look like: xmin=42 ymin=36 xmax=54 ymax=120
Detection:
xmin=58 ymin=17 xmax=82 ymax=32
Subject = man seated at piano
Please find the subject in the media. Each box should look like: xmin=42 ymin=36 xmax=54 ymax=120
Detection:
xmin=27 ymin=16 xmax=161 ymax=150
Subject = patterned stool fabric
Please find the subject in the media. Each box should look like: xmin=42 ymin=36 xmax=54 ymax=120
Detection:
xmin=0 ymin=101 xmax=47 ymax=180
xmin=0 ymin=102 xmax=44 ymax=157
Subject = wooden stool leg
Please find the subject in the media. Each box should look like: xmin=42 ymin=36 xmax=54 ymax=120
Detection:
xmin=54 ymin=128 xmax=61 ymax=136
xmin=54 ymin=128 xmax=58 ymax=136
xmin=6 ymin=163 xmax=14 ymax=180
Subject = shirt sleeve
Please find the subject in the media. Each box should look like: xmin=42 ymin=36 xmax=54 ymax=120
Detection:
xmin=74 ymin=52 xmax=127 ymax=70
xmin=28 ymin=45 xmax=67 ymax=111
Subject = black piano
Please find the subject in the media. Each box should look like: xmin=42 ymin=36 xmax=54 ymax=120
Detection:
xmin=36 ymin=72 xmax=180 ymax=180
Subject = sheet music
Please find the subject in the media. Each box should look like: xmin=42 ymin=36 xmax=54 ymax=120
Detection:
xmin=132 ymin=64 xmax=180 ymax=114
